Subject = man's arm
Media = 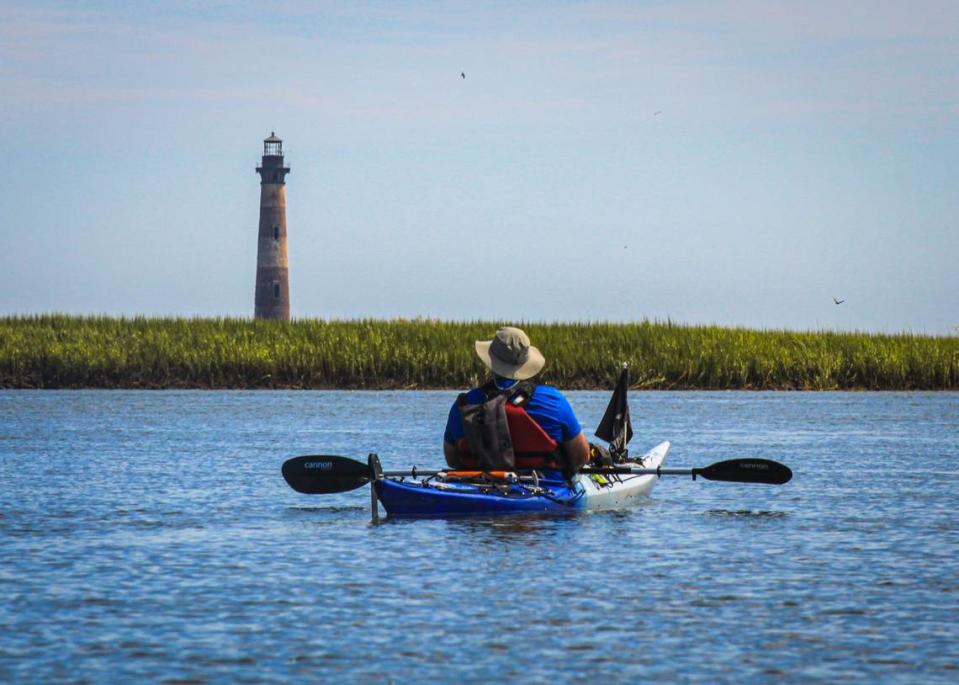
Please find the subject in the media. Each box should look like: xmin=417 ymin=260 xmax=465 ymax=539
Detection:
xmin=560 ymin=431 xmax=590 ymax=473
xmin=548 ymin=388 xmax=589 ymax=473
xmin=443 ymin=395 xmax=467 ymax=468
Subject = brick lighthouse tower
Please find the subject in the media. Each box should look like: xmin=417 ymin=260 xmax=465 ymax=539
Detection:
xmin=254 ymin=132 xmax=291 ymax=320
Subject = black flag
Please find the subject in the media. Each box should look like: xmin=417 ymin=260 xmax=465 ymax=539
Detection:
xmin=595 ymin=365 xmax=633 ymax=456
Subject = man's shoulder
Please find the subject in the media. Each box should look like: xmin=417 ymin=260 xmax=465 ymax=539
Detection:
xmin=532 ymin=384 xmax=568 ymax=400
xmin=528 ymin=384 xmax=581 ymax=439
xmin=529 ymin=384 xmax=573 ymax=411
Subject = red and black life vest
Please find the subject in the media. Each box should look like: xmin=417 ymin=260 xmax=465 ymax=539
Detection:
xmin=456 ymin=380 xmax=560 ymax=471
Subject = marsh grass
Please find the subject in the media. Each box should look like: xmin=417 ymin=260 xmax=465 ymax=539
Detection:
xmin=0 ymin=315 xmax=956 ymax=390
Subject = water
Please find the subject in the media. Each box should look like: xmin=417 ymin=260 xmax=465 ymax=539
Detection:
xmin=1 ymin=390 xmax=957 ymax=683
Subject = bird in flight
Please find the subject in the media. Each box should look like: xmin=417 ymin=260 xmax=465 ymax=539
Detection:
xmin=461 ymin=72 xmax=466 ymax=79
xmin=654 ymin=110 xmax=662 ymax=116
xmin=833 ymin=297 xmax=845 ymax=305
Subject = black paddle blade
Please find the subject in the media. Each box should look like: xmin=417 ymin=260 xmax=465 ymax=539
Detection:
xmin=281 ymin=455 xmax=372 ymax=494
xmin=696 ymin=459 xmax=793 ymax=485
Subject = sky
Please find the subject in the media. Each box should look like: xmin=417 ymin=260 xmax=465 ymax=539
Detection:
xmin=1 ymin=1 xmax=956 ymax=334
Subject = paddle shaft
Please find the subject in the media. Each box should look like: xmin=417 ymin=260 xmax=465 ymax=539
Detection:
xmin=383 ymin=468 xmax=443 ymax=478
xmin=359 ymin=465 xmax=777 ymax=483
xmin=282 ymin=454 xmax=792 ymax=494
xmin=584 ymin=467 xmax=698 ymax=476
xmin=388 ymin=467 xmax=694 ymax=478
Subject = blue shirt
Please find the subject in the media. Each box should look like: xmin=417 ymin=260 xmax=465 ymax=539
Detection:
xmin=444 ymin=383 xmax=582 ymax=445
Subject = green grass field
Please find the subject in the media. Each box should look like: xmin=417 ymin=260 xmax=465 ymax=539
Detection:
xmin=0 ymin=315 xmax=956 ymax=390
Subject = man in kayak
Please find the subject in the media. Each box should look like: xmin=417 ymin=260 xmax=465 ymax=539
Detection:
xmin=443 ymin=327 xmax=591 ymax=475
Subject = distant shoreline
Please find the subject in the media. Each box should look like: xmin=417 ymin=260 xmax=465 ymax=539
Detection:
xmin=1 ymin=315 xmax=956 ymax=391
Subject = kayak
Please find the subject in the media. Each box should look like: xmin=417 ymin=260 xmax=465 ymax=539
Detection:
xmin=282 ymin=371 xmax=790 ymax=517
xmin=372 ymin=441 xmax=670 ymax=518
xmin=281 ymin=443 xmax=791 ymax=518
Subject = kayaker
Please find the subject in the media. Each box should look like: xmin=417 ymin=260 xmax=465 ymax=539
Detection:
xmin=443 ymin=327 xmax=591 ymax=475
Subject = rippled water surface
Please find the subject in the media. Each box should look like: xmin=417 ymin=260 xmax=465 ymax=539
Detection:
xmin=1 ymin=390 xmax=957 ymax=683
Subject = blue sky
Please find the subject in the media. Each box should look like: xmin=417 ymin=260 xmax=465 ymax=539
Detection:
xmin=1 ymin=1 xmax=956 ymax=333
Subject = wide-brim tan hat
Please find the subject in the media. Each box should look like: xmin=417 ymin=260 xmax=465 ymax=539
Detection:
xmin=474 ymin=326 xmax=545 ymax=381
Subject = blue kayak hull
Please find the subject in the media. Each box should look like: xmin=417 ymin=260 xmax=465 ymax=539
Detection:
xmin=374 ymin=477 xmax=584 ymax=517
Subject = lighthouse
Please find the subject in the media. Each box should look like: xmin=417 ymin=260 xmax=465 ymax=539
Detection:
xmin=254 ymin=132 xmax=291 ymax=320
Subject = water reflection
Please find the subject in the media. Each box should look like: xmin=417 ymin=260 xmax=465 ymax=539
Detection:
xmin=442 ymin=514 xmax=572 ymax=542
xmin=705 ymin=509 xmax=789 ymax=518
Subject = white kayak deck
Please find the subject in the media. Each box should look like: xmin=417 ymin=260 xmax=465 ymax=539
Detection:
xmin=574 ymin=440 xmax=670 ymax=510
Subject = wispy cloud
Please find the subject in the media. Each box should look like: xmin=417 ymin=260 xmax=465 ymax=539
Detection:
xmin=1 ymin=1 xmax=956 ymax=129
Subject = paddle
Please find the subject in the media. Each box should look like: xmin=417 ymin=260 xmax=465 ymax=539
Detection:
xmin=282 ymin=454 xmax=792 ymax=494
xmin=582 ymin=458 xmax=793 ymax=485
